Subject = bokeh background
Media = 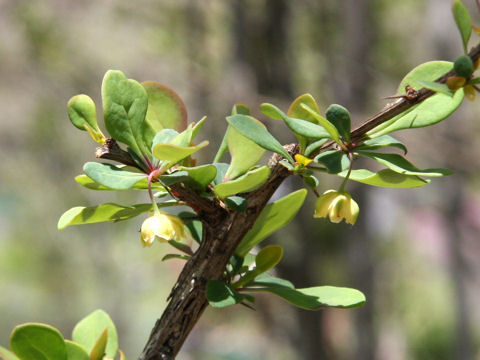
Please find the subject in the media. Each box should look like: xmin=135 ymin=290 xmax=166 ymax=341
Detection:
xmin=1 ymin=0 xmax=480 ymax=359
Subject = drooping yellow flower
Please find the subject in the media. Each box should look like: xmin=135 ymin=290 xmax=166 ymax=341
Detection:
xmin=314 ymin=190 xmax=359 ymax=225
xmin=140 ymin=212 xmax=186 ymax=247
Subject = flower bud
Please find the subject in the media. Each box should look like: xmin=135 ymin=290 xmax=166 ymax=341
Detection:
xmin=140 ymin=212 xmax=186 ymax=247
xmin=314 ymin=190 xmax=359 ymax=225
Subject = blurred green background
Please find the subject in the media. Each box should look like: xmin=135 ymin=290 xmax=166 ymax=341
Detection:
xmin=1 ymin=0 xmax=480 ymax=359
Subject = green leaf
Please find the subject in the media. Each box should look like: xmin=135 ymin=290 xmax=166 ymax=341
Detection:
xmin=10 ymin=323 xmax=67 ymax=360
xmin=152 ymin=141 xmax=209 ymax=164
xmin=325 ymin=104 xmax=351 ymax=141
xmin=314 ymin=150 xmax=350 ymax=174
xmin=142 ymin=81 xmax=187 ymax=133
xmin=72 ymin=310 xmax=118 ymax=359
xmin=417 ymin=80 xmax=454 ymax=96
xmin=368 ymin=61 xmax=464 ymax=137
xmin=303 ymin=174 xmax=319 ymax=189
xmin=287 ymin=93 xmax=322 ymax=124
xmin=0 ymin=345 xmax=19 ymax=360
xmin=358 ymin=151 xmax=453 ymax=177
xmin=254 ymin=245 xmax=283 ymax=274
xmin=206 ymin=280 xmax=250 ymax=308
xmin=250 ymin=273 xmax=294 ymax=289
xmin=232 ymin=103 xmax=251 ymax=116
xmin=236 ymin=189 xmax=308 ymax=256
xmin=212 ymin=163 xmax=230 ymax=185
xmin=179 ymin=212 xmax=203 ymax=244
xmin=83 ymin=162 xmax=147 ymax=190
xmin=257 ymin=285 xmax=366 ymax=310
xmin=262 ymin=103 xmax=331 ymax=140
xmin=300 ymin=103 xmax=341 ymax=144
xmin=213 ymin=166 xmax=270 ymax=198
xmin=224 ymin=196 xmax=248 ymax=211
xmin=67 ymin=95 xmax=103 ymax=142
xmin=157 ymin=171 xmax=189 ymax=187
xmin=355 ymin=135 xmax=407 ymax=154
xmin=58 ymin=203 xmax=151 ymax=229
xmin=88 ymin=328 xmax=108 ymax=360
xmin=224 ymin=124 xmax=266 ymax=180
xmin=191 ymin=116 xmax=207 ymax=140
xmin=64 ymin=341 xmax=89 ymax=360
xmin=151 ymin=129 xmax=179 ymax=151
xmin=283 ymin=115 xmax=331 ymax=140
xmin=75 ymin=174 xmax=165 ymax=193
xmin=177 ymin=164 xmax=217 ymax=190
xmin=304 ymin=139 xmax=329 ymax=157
xmin=452 ymin=0 xmax=472 ymax=53
xmin=338 ymin=169 xmax=429 ymax=188
xmin=226 ymin=114 xmax=294 ymax=163
xmin=102 ymin=70 xmax=150 ymax=157
xmin=162 ymin=254 xmax=190 ymax=262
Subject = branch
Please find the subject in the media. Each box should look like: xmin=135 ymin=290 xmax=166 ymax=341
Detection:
xmin=320 ymin=42 xmax=480 ymax=151
xmin=138 ymin=148 xmax=294 ymax=360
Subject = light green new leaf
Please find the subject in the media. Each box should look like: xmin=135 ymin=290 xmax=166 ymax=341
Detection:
xmin=89 ymin=328 xmax=108 ymax=360
xmin=0 ymin=345 xmax=19 ymax=360
xmin=102 ymin=70 xmax=150 ymax=157
xmin=72 ymin=310 xmax=118 ymax=359
xmin=287 ymin=93 xmax=322 ymax=124
xmin=338 ymin=169 xmax=429 ymax=188
xmin=258 ymin=285 xmax=366 ymax=310
xmin=235 ymin=245 xmax=284 ymax=288
xmin=236 ymin=189 xmax=307 ymax=256
xmin=67 ymin=95 xmax=103 ymax=143
xmin=64 ymin=341 xmax=89 ymax=360
xmin=368 ymin=61 xmax=464 ymax=137
xmin=151 ymin=129 xmax=179 ymax=151
xmin=213 ymin=166 xmax=270 ymax=198
xmin=226 ymin=114 xmax=294 ymax=163
xmin=224 ymin=124 xmax=266 ymax=180
xmin=75 ymin=174 xmax=166 ymax=193
xmin=83 ymin=162 xmax=147 ymax=190
xmin=358 ymin=151 xmax=453 ymax=177
xmin=177 ymin=164 xmax=217 ymax=190
xmin=191 ymin=116 xmax=207 ymax=140
xmin=261 ymin=103 xmax=330 ymax=140
xmin=417 ymin=80 xmax=454 ymax=96
xmin=300 ymin=103 xmax=340 ymax=144
xmin=255 ymin=245 xmax=283 ymax=274
xmin=58 ymin=203 xmax=151 ymax=229
xmin=10 ymin=323 xmax=67 ymax=360
xmin=206 ymin=280 xmax=250 ymax=308
xmin=214 ymin=106 xmax=250 ymax=163
xmin=452 ymin=0 xmax=472 ymax=53
xmin=260 ymin=103 xmax=283 ymax=120
xmin=142 ymin=81 xmax=187 ymax=133
xmin=152 ymin=141 xmax=209 ymax=164
xmin=355 ymin=135 xmax=407 ymax=154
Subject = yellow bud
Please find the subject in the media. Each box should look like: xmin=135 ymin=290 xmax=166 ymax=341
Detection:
xmin=314 ymin=190 xmax=359 ymax=225
xmin=140 ymin=212 xmax=185 ymax=247
xmin=294 ymin=154 xmax=313 ymax=167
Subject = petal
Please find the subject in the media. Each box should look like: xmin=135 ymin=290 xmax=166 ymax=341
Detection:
xmin=314 ymin=191 xmax=339 ymax=218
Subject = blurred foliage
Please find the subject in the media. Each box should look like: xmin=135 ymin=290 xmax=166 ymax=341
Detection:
xmin=1 ymin=0 xmax=480 ymax=359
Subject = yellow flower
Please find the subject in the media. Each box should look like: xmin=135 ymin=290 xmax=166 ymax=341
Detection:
xmin=140 ymin=212 xmax=186 ymax=247
xmin=314 ymin=190 xmax=359 ymax=225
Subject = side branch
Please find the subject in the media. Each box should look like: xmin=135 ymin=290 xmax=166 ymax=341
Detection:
xmin=321 ymin=42 xmax=480 ymax=151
